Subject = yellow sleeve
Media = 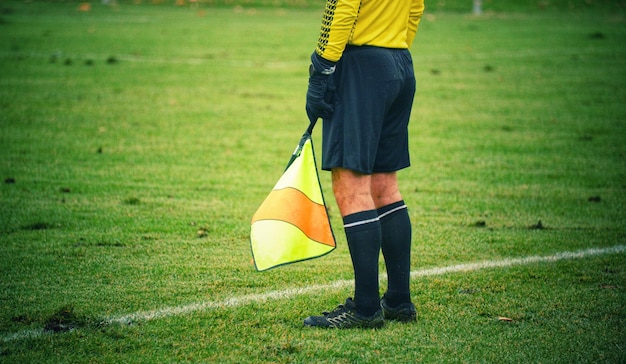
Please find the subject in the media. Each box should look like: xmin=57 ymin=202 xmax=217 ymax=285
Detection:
xmin=315 ymin=0 xmax=361 ymax=62
xmin=406 ymin=0 xmax=425 ymax=48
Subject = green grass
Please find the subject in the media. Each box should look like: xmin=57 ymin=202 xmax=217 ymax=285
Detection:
xmin=1 ymin=1 xmax=625 ymax=362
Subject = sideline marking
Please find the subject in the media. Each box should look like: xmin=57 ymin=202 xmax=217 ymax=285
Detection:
xmin=3 ymin=245 xmax=624 ymax=343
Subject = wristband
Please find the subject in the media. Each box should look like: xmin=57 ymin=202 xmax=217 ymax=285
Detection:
xmin=310 ymin=52 xmax=336 ymax=76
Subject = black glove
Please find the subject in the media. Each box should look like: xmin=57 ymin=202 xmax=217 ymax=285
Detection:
xmin=306 ymin=52 xmax=336 ymax=123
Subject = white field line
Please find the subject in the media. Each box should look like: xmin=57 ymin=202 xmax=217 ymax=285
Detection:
xmin=2 ymin=245 xmax=625 ymax=343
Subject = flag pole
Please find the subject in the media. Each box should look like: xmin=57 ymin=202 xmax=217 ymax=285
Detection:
xmin=286 ymin=119 xmax=319 ymax=170
xmin=306 ymin=118 xmax=318 ymax=136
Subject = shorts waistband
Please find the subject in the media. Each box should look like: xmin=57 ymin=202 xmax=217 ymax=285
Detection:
xmin=344 ymin=44 xmax=409 ymax=53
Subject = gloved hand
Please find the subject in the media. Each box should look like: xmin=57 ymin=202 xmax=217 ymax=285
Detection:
xmin=306 ymin=52 xmax=336 ymax=123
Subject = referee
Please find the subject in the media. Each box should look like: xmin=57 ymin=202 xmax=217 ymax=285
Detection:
xmin=304 ymin=0 xmax=425 ymax=328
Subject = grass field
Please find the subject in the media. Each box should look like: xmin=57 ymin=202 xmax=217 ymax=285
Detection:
xmin=1 ymin=0 xmax=625 ymax=362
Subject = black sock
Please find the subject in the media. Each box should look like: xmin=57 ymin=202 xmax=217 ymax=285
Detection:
xmin=343 ymin=210 xmax=381 ymax=317
xmin=378 ymin=200 xmax=412 ymax=307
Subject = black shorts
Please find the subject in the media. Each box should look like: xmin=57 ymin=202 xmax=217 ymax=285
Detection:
xmin=321 ymin=46 xmax=416 ymax=174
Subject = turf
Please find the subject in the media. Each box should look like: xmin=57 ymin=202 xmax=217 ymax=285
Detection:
xmin=0 ymin=1 xmax=625 ymax=363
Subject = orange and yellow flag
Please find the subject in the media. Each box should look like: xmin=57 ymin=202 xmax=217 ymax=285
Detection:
xmin=250 ymin=131 xmax=335 ymax=271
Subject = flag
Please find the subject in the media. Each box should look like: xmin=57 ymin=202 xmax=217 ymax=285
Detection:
xmin=250 ymin=125 xmax=335 ymax=271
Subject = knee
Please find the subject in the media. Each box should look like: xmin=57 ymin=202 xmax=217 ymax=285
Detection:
xmin=331 ymin=168 xmax=375 ymax=216
xmin=371 ymin=173 xmax=402 ymax=208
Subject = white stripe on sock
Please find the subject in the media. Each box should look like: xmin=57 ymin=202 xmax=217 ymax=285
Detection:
xmin=378 ymin=204 xmax=407 ymax=220
xmin=343 ymin=217 xmax=380 ymax=229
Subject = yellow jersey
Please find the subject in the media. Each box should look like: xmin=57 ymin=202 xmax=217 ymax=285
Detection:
xmin=315 ymin=0 xmax=425 ymax=63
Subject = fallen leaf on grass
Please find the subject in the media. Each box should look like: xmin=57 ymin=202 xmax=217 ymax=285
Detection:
xmin=197 ymin=227 xmax=209 ymax=238
xmin=600 ymin=285 xmax=617 ymax=290
xmin=588 ymin=196 xmax=601 ymax=203
xmin=77 ymin=2 xmax=91 ymax=12
xmin=472 ymin=220 xmax=487 ymax=228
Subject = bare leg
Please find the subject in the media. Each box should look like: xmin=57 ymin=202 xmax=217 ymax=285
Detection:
xmin=331 ymin=167 xmax=374 ymax=217
xmin=371 ymin=172 xmax=402 ymax=208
